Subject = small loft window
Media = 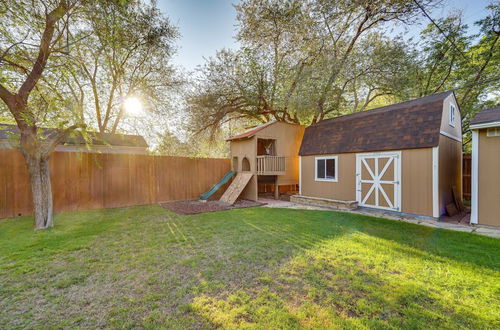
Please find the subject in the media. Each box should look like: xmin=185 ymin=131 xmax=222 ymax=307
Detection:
xmin=487 ymin=128 xmax=500 ymax=137
xmin=449 ymin=104 xmax=456 ymax=127
xmin=315 ymin=156 xmax=338 ymax=182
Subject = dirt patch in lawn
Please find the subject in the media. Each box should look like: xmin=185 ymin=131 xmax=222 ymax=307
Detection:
xmin=160 ymin=199 xmax=265 ymax=215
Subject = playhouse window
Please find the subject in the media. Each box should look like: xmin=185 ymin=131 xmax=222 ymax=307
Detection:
xmin=257 ymin=138 xmax=276 ymax=156
xmin=242 ymin=157 xmax=251 ymax=171
xmin=449 ymin=104 xmax=456 ymax=127
xmin=315 ymin=156 xmax=338 ymax=182
xmin=232 ymin=157 xmax=238 ymax=171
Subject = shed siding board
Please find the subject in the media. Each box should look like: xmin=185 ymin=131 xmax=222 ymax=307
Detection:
xmin=300 ymin=153 xmax=356 ymax=201
xmin=438 ymin=135 xmax=462 ymax=215
xmin=300 ymin=148 xmax=433 ymax=217
xmin=478 ymin=129 xmax=500 ymax=226
xmin=440 ymin=94 xmax=462 ymax=139
xmin=401 ymin=148 xmax=434 ymax=217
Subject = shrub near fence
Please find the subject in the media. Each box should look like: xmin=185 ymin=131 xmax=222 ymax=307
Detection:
xmin=0 ymin=150 xmax=231 ymax=219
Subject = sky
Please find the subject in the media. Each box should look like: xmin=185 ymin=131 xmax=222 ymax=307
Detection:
xmin=157 ymin=0 xmax=494 ymax=72
xmin=157 ymin=0 xmax=241 ymax=71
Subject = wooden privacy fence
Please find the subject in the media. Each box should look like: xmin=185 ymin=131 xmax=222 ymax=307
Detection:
xmin=0 ymin=150 xmax=231 ymax=219
xmin=463 ymin=153 xmax=471 ymax=201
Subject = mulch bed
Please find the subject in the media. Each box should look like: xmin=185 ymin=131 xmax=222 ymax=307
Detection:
xmin=160 ymin=199 xmax=266 ymax=215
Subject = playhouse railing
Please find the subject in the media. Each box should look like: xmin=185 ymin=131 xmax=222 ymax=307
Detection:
xmin=256 ymin=155 xmax=286 ymax=175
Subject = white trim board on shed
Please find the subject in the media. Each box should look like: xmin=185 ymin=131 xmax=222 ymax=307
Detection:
xmin=432 ymin=147 xmax=440 ymax=218
xmin=471 ymin=131 xmax=479 ymax=224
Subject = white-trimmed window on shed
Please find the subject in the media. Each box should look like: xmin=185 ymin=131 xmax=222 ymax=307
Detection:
xmin=315 ymin=156 xmax=338 ymax=182
xmin=487 ymin=127 xmax=500 ymax=137
xmin=449 ymin=104 xmax=456 ymax=127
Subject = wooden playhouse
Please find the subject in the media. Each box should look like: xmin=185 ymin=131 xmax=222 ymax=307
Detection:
xmin=220 ymin=121 xmax=305 ymax=203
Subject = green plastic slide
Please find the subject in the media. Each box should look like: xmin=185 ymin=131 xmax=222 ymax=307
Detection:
xmin=199 ymin=171 xmax=236 ymax=200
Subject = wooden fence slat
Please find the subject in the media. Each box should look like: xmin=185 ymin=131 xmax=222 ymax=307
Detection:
xmin=0 ymin=150 xmax=231 ymax=218
xmin=13 ymin=151 xmax=31 ymax=217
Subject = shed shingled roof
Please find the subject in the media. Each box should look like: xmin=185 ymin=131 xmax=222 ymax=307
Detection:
xmin=470 ymin=107 xmax=500 ymax=126
xmin=299 ymin=91 xmax=453 ymax=156
xmin=0 ymin=124 xmax=148 ymax=148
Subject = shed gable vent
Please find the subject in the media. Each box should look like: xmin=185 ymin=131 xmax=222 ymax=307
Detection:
xmin=487 ymin=128 xmax=500 ymax=137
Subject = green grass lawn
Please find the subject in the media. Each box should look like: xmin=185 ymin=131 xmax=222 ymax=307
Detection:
xmin=0 ymin=206 xmax=499 ymax=329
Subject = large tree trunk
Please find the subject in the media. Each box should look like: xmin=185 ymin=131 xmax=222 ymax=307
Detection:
xmin=17 ymin=123 xmax=81 ymax=230
xmin=0 ymin=2 xmax=71 ymax=230
xmin=24 ymin=153 xmax=53 ymax=229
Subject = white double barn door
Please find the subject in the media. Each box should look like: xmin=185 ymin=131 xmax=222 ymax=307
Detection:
xmin=356 ymin=152 xmax=401 ymax=211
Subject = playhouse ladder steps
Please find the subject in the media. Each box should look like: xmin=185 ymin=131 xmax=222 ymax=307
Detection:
xmin=220 ymin=172 xmax=253 ymax=205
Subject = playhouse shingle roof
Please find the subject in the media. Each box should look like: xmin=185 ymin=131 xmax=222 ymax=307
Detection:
xmin=0 ymin=124 xmax=148 ymax=148
xmin=470 ymin=107 xmax=500 ymax=126
xmin=227 ymin=120 xmax=277 ymax=141
xmin=299 ymin=91 xmax=453 ymax=156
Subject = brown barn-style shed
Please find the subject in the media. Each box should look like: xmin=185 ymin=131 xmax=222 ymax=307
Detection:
xmin=470 ymin=107 xmax=500 ymax=227
xmin=298 ymin=91 xmax=462 ymax=218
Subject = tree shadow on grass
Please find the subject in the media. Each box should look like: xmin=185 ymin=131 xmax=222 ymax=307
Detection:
xmin=339 ymin=211 xmax=500 ymax=271
xmin=189 ymin=230 xmax=496 ymax=329
xmin=45 ymin=207 xmax=500 ymax=328
xmin=246 ymin=207 xmax=500 ymax=271
xmin=1 ymin=206 xmax=498 ymax=328
xmin=178 ymin=208 xmax=499 ymax=328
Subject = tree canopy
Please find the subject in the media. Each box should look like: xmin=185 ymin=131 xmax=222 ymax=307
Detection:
xmin=0 ymin=0 xmax=179 ymax=136
xmin=187 ymin=0 xmax=499 ymax=146
xmin=0 ymin=0 xmax=179 ymax=228
xmin=396 ymin=3 xmax=499 ymax=144
xmin=70 ymin=0 xmax=179 ymax=134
